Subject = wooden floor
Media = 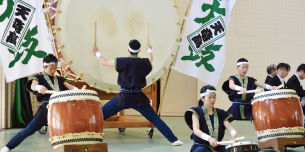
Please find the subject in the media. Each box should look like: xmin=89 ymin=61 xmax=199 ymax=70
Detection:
xmin=0 ymin=117 xmax=304 ymax=152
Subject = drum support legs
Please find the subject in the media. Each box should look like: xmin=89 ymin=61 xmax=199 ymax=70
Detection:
xmin=258 ymin=138 xmax=305 ymax=152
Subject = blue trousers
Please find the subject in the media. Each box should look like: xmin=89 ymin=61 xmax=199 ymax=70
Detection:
xmin=102 ymin=96 xmax=178 ymax=143
xmin=6 ymin=102 xmax=48 ymax=150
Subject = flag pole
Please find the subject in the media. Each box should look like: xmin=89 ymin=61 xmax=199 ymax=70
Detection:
xmin=157 ymin=0 xmax=194 ymax=115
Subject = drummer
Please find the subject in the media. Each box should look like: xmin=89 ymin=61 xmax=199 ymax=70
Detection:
xmin=184 ymin=85 xmax=237 ymax=152
xmin=1 ymin=54 xmax=78 ymax=152
xmin=222 ymin=58 xmax=276 ymax=120
xmin=92 ymin=40 xmax=183 ymax=146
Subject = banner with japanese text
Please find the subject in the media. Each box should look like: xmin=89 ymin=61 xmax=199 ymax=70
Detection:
xmin=172 ymin=0 xmax=236 ymax=86
xmin=0 ymin=0 xmax=53 ymax=82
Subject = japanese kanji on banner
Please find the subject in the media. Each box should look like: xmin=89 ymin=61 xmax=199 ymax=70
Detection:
xmin=172 ymin=0 xmax=236 ymax=86
xmin=0 ymin=0 xmax=53 ymax=82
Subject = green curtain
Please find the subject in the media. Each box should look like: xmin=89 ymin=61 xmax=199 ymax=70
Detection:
xmin=12 ymin=77 xmax=33 ymax=128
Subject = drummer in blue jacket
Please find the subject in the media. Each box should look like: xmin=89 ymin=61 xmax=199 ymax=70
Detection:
xmin=92 ymin=39 xmax=183 ymax=146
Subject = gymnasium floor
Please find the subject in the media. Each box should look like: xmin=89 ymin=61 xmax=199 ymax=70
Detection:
xmin=0 ymin=117 xmax=304 ymax=152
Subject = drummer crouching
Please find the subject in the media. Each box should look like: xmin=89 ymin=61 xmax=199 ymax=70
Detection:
xmin=92 ymin=40 xmax=183 ymax=146
xmin=184 ymin=85 xmax=237 ymax=152
xmin=1 ymin=54 xmax=78 ymax=152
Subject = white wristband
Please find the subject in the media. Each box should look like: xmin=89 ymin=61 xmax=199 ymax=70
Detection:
xmin=230 ymin=130 xmax=237 ymax=137
xmin=265 ymin=84 xmax=272 ymax=90
xmin=147 ymin=48 xmax=152 ymax=54
xmin=35 ymin=85 xmax=43 ymax=92
xmin=234 ymin=86 xmax=242 ymax=91
xmin=73 ymin=87 xmax=78 ymax=90
xmin=201 ymin=133 xmax=211 ymax=141
xmin=95 ymin=52 xmax=102 ymax=58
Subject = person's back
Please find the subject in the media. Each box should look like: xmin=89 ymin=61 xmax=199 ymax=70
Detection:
xmin=116 ymin=57 xmax=152 ymax=89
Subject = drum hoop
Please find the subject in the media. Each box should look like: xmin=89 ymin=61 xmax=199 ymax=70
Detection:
xmin=49 ymin=90 xmax=101 ymax=105
xmin=225 ymin=141 xmax=258 ymax=149
xmin=252 ymin=89 xmax=300 ymax=104
xmin=55 ymin=0 xmax=181 ymax=93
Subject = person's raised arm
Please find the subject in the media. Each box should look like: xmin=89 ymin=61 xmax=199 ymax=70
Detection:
xmin=92 ymin=46 xmax=115 ymax=67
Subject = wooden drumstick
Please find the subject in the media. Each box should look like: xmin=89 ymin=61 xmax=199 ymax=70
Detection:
xmin=146 ymin=20 xmax=150 ymax=44
xmin=94 ymin=20 xmax=96 ymax=47
xmin=45 ymin=90 xmax=57 ymax=94
xmin=81 ymin=85 xmax=87 ymax=90
xmin=217 ymin=136 xmax=245 ymax=145
xmin=275 ymin=83 xmax=284 ymax=90
xmin=237 ymin=89 xmax=261 ymax=94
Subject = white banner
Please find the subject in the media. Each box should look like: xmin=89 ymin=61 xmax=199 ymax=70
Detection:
xmin=172 ymin=0 xmax=236 ymax=86
xmin=0 ymin=0 xmax=53 ymax=82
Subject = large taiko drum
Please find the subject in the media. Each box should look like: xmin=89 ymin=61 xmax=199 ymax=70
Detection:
xmin=252 ymin=89 xmax=304 ymax=141
xmin=225 ymin=141 xmax=259 ymax=152
xmin=53 ymin=0 xmax=181 ymax=93
xmin=48 ymin=90 xmax=104 ymax=149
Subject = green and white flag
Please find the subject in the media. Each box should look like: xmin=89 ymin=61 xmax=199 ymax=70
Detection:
xmin=172 ymin=0 xmax=236 ymax=86
xmin=0 ymin=0 xmax=53 ymax=82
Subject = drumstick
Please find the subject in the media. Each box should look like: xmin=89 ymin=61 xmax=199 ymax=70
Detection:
xmin=94 ymin=20 xmax=96 ymax=47
xmin=45 ymin=90 xmax=57 ymax=94
xmin=237 ymin=89 xmax=261 ymax=94
xmin=146 ymin=20 xmax=150 ymax=44
xmin=217 ymin=136 xmax=245 ymax=145
xmin=275 ymin=83 xmax=284 ymax=90
xmin=81 ymin=85 xmax=87 ymax=90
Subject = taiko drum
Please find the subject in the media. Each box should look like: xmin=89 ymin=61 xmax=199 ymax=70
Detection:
xmin=252 ymin=89 xmax=304 ymax=141
xmin=48 ymin=90 xmax=104 ymax=149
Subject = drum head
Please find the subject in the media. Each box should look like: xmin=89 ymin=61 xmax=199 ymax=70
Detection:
xmin=55 ymin=0 xmax=180 ymax=93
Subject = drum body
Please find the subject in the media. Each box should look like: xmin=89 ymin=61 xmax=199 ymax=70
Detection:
xmin=226 ymin=141 xmax=259 ymax=152
xmin=48 ymin=90 xmax=104 ymax=149
xmin=54 ymin=0 xmax=181 ymax=93
xmin=252 ymin=89 xmax=304 ymax=141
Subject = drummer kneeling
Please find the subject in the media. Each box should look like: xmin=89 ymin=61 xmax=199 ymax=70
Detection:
xmin=185 ymin=85 xmax=237 ymax=152
xmin=1 ymin=54 xmax=78 ymax=152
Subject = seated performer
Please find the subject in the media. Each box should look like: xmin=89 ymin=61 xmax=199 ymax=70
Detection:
xmin=1 ymin=54 xmax=78 ymax=152
xmin=268 ymin=63 xmax=290 ymax=89
xmin=287 ymin=64 xmax=305 ymax=115
xmin=264 ymin=64 xmax=277 ymax=91
xmin=222 ymin=58 xmax=275 ymax=120
xmin=92 ymin=40 xmax=183 ymax=146
xmin=184 ymin=85 xmax=237 ymax=152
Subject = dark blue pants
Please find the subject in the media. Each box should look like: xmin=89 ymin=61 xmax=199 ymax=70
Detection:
xmin=102 ymin=96 xmax=178 ymax=143
xmin=6 ymin=102 xmax=48 ymax=150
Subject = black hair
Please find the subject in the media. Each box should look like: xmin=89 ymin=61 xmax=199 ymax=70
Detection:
xmin=297 ymin=64 xmax=305 ymax=72
xmin=43 ymin=54 xmax=58 ymax=67
xmin=277 ymin=63 xmax=290 ymax=71
xmin=237 ymin=58 xmax=248 ymax=67
xmin=267 ymin=64 xmax=276 ymax=74
xmin=198 ymin=85 xmax=217 ymax=107
xmin=129 ymin=39 xmax=141 ymax=55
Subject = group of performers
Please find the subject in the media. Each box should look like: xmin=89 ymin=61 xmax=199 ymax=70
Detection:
xmin=1 ymin=40 xmax=305 ymax=152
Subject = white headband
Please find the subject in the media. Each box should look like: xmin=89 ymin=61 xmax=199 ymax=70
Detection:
xmin=237 ymin=62 xmax=249 ymax=66
xmin=128 ymin=46 xmax=140 ymax=53
xmin=43 ymin=62 xmax=61 ymax=67
xmin=200 ymin=89 xmax=218 ymax=97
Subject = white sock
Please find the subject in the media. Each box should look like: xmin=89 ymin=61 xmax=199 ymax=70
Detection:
xmin=1 ymin=147 xmax=10 ymax=152
xmin=172 ymin=140 xmax=183 ymax=146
